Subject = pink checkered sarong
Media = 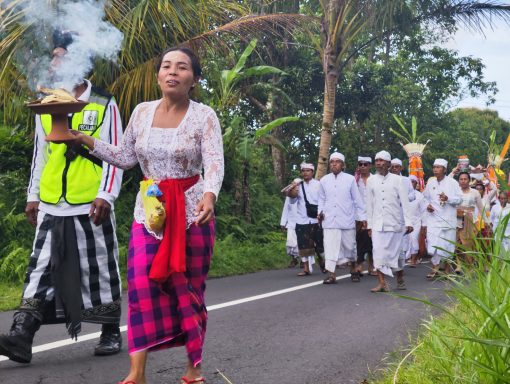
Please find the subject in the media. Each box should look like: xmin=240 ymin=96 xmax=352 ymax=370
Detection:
xmin=127 ymin=219 xmax=214 ymax=367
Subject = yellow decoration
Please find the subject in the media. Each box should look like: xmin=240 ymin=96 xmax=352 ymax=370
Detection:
xmin=140 ymin=179 xmax=166 ymax=232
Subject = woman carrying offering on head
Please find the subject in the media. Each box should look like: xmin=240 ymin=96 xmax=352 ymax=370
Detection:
xmin=71 ymin=47 xmax=224 ymax=384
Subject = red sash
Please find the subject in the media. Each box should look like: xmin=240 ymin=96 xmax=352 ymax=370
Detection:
xmin=148 ymin=174 xmax=200 ymax=282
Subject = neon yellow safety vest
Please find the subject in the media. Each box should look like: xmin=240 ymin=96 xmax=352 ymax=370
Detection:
xmin=39 ymin=89 xmax=112 ymax=205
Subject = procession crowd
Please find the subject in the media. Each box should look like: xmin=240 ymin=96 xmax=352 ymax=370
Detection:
xmin=280 ymin=151 xmax=508 ymax=292
xmin=1 ymin=27 xmax=506 ymax=384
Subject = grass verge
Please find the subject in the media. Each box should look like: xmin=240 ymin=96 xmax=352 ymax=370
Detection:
xmin=0 ymin=281 xmax=23 ymax=312
xmin=373 ymin=222 xmax=510 ymax=384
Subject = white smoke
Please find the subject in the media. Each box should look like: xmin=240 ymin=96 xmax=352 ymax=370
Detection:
xmin=16 ymin=0 xmax=123 ymax=92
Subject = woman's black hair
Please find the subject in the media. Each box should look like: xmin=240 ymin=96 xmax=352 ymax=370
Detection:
xmin=458 ymin=171 xmax=471 ymax=180
xmin=155 ymin=46 xmax=202 ymax=78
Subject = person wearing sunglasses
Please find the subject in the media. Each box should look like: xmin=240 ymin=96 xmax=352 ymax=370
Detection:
xmin=354 ymin=157 xmax=376 ymax=276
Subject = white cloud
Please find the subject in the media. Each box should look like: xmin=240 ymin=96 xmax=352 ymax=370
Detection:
xmin=445 ymin=17 xmax=510 ymax=121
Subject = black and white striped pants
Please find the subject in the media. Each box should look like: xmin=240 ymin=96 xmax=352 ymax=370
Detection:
xmin=20 ymin=211 xmax=121 ymax=324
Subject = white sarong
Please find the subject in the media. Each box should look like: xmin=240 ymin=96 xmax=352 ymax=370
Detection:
xmin=286 ymin=228 xmax=299 ymax=258
xmin=427 ymin=226 xmax=456 ymax=265
xmin=406 ymin=224 xmax=420 ymax=258
xmin=371 ymin=230 xmax=405 ymax=277
xmin=323 ymin=228 xmax=356 ymax=273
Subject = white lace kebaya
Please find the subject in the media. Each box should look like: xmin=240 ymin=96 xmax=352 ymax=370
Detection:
xmin=91 ymin=99 xmax=224 ymax=239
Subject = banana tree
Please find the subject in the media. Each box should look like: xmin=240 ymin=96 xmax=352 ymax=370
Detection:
xmin=223 ymin=115 xmax=299 ymax=222
xmin=215 ymin=38 xmax=299 ymax=221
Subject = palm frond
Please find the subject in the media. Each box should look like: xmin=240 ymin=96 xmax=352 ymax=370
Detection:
xmin=187 ymin=14 xmax=319 ymax=52
xmin=437 ymin=1 xmax=510 ymax=34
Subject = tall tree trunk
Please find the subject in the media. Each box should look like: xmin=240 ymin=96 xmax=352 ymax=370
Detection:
xmin=271 ymin=126 xmax=286 ymax=185
xmin=242 ymin=161 xmax=251 ymax=222
xmin=316 ymin=70 xmax=338 ymax=179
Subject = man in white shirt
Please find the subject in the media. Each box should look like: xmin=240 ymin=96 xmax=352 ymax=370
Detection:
xmin=406 ymin=175 xmax=428 ymax=266
xmin=389 ymin=158 xmax=417 ymax=289
xmin=422 ymin=159 xmax=462 ymax=278
xmin=318 ymin=153 xmax=366 ymax=284
xmin=280 ymin=196 xmax=300 ymax=267
xmin=390 ymin=158 xmax=416 ymax=202
xmin=286 ymin=163 xmax=325 ymax=276
xmin=366 ymin=151 xmax=413 ymax=292
xmin=355 ymin=156 xmax=375 ymax=276
xmin=0 ymin=31 xmax=124 ymax=364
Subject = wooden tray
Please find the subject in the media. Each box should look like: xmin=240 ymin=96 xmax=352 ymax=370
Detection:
xmin=26 ymin=101 xmax=88 ymax=115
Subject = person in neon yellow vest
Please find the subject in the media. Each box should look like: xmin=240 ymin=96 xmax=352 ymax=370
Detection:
xmin=0 ymin=30 xmax=124 ymax=364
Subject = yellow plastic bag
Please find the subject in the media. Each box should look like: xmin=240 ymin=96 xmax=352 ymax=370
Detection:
xmin=140 ymin=179 xmax=166 ymax=232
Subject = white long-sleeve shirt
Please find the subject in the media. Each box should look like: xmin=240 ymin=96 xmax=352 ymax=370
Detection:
xmin=409 ymin=190 xmax=427 ymax=227
xmin=422 ymin=176 xmax=462 ymax=229
xmin=27 ymin=80 xmax=123 ymax=216
xmin=289 ymin=179 xmax=320 ymax=225
xmin=402 ymin=175 xmax=416 ymax=202
xmin=366 ymin=172 xmax=412 ymax=231
xmin=356 ymin=174 xmax=371 ymax=206
xmin=280 ymin=196 xmax=298 ymax=229
xmin=318 ymin=172 xmax=366 ymax=229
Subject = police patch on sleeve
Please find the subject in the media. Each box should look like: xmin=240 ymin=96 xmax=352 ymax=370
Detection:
xmin=78 ymin=110 xmax=98 ymax=131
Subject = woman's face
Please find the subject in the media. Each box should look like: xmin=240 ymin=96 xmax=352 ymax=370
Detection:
xmin=157 ymin=50 xmax=197 ymax=98
xmin=459 ymin=174 xmax=470 ymax=189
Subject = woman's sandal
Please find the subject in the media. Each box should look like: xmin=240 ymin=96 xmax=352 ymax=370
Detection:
xmin=181 ymin=376 xmax=205 ymax=384
xmin=297 ymin=271 xmax=311 ymax=277
xmin=323 ymin=276 xmax=337 ymax=284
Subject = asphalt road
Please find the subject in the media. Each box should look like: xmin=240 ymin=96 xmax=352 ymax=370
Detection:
xmin=0 ymin=263 xmax=448 ymax=384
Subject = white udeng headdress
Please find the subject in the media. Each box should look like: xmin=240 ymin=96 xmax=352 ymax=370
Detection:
xmin=391 ymin=158 xmax=403 ymax=166
xmin=300 ymin=162 xmax=315 ymax=171
xmin=433 ymin=158 xmax=448 ymax=168
xmin=329 ymin=152 xmax=345 ymax=162
xmin=358 ymin=156 xmax=372 ymax=163
xmin=375 ymin=151 xmax=391 ymax=162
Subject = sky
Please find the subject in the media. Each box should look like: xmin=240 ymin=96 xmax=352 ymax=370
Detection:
xmin=445 ymin=15 xmax=510 ymax=121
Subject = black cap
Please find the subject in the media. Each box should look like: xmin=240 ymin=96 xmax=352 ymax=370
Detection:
xmin=52 ymin=29 xmax=76 ymax=50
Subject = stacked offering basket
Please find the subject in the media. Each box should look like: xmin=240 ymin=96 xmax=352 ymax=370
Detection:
xmin=403 ymin=142 xmax=427 ymax=191
xmin=26 ymin=101 xmax=88 ymax=142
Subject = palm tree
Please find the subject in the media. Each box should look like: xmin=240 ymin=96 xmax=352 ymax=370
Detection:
xmin=314 ymin=0 xmax=510 ymax=178
xmin=0 ymin=0 xmax=313 ymax=124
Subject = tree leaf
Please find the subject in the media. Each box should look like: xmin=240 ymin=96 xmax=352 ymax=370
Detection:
xmin=255 ymin=116 xmax=300 ymax=138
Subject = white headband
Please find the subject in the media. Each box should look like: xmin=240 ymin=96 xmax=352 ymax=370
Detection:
xmin=409 ymin=175 xmax=418 ymax=182
xmin=375 ymin=151 xmax=391 ymax=162
xmin=300 ymin=162 xmax=315 ymax=171
xmin=433 ymin=158 xmax=448 ymax=168
xmin=329 ymin=152 xmax=345 ymax=162
xmin=391 ymin=158 xmax=403 ymax=166
xmin=358 ymin=156 xmax=372 ymax=163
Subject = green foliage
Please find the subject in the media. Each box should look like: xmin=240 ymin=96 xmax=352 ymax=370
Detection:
xmin=209 ymin=233 xmax=287 ymax=277
xmin=0 ymin=125 xmax=35 ymax=284
xmin=375 ymin=219 xmax=510 ymax=384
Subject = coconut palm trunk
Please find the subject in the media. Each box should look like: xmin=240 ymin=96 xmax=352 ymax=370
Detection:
xmin=317 ymin=63 xmax=338 ymax=178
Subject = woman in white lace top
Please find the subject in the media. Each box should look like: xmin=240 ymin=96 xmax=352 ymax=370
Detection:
xmin=73 ymin=47 xmax=223 ymax=384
